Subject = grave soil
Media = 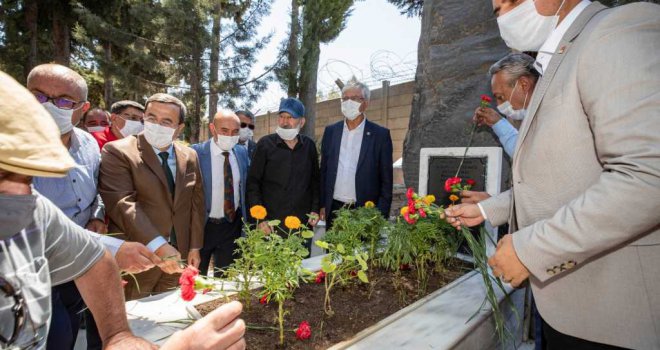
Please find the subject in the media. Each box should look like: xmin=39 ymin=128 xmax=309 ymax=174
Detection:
xmin=196 ymin=259 xmax=471 ymax=349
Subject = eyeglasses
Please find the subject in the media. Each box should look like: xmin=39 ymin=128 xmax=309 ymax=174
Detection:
xmin=240 ymin=122 xmax=255 ymax=130
xmin=144 ymin=116 xmax=176 ymax=128
xmin=32 ymin=92 xmax=84 ymax=110
xmin=0 ymin=277 xmax=44 ymax=349
xmin=118 ymin=113 xmax=144 ymax=123
xmin=341 ymin=96 xmax=365 ymax=102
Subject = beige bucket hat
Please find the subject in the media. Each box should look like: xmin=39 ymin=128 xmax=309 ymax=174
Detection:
xmin=0 ymin=71 xmax=75 ymax=177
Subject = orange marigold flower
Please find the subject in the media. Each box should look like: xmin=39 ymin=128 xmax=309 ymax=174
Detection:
xmin=400 ymin=206 xmax=409 ymax=216
xmin=449 ymin=194 xmax=460 ymax=202
xmin=285 ymin=216 xmax=302 ymax=230
xmin=364 ymin=201 xmax=375 ymax=208
xmin=250 ymin=205 xmax=267 ymax=220
xmin=423 ymin=195 xmax=436 ymax=205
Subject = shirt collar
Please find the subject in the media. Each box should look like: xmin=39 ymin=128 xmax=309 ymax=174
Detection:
xmin=343 ymin=116 xmax=366 ymax=133
xmin=535 ymin=0 xmax=591 ymax=75
xmin=151 ymin=143 xmax=174 ymax=158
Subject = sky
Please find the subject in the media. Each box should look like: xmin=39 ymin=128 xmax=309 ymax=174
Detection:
xmin=249 ymin=0 xmax=422 ymax=114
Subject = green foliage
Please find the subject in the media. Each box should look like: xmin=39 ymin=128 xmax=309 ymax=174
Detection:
xmin=386 ymin=0 xmax=424 ymax=17
xmin=316 ymin=240 xmax=369 ymax=316
xmin=323 ymin=205 xmax=387 ymax=264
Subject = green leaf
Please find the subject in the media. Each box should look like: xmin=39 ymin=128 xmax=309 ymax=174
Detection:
xmin=301 ymin=230 xmax=314 ymax=239
xmin=357 ymin=270 xmax=369 ymax=283
xmin=268 ymin=220 xmax=281 ymax=226
xmin=356 ymin=254 xmax=368 ymax=270
xmin=315 ymin=240 xmax=329 ymax=249
xmin=336 ymin=244 xmax=345 ymax=254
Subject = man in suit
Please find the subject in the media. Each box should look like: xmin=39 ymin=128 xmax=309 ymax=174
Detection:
xmin=446 ymin=1 xmax=660 ymax=349
xmin=192 ymin=110 xmax=249 ymax=277
xmin=236 ymin=110 xmax=257 ymax=162
xmin=320 ymin=81 xmax=393 ymax=229
xmin=99 ymin=93 xmax=205 ymax=300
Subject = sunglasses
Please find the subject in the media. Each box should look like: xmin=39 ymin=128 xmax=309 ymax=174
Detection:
xmin=0 ymin=277 xmax=44 ymax=349
xmin=32 ymin=92 xmax=84 ymax=110
xmin=240 ymin=122 xmax=255 ymax=130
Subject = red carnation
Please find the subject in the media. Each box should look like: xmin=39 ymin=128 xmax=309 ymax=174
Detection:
xmin=179 ymin=266 xmax=199 ymax=287
xmin=480 ymin=94 xmax=492 ymax=103
xmin=181 ymin=284 xmax=196 ymax=301
xmin=295 ymin=321 xmax=312 ymax=340
xmin=315 ymin=271 xmax=326 ymax=284
xmin=406 ymin=187 xmax=415 ymax=200
xmin=466 ymin=179 xmax=476 ymax=186
xmin=418 ymin=207 xmax=427 ymax=218
xmin=260 ymin=294 xmax=268 ymax=305
xmin=444 ymin=177 xmax=462 ymax=192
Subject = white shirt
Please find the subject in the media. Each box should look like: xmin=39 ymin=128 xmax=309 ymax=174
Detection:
xmin=535 ymin=0 xmax=591 ymax=75
xmin=333 ymin=118 xmax=366 ymax=203
xmin=209 ymin=140 xmax=241 ymax=219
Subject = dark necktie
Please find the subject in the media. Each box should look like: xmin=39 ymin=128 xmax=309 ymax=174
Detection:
xmin=158 ymin=151 xmax=177 ymax=246
xmin=222 ymin=151 xmax=236 ymax=222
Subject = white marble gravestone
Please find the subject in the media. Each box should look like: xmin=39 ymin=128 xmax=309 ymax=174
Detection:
xmin=418 ymin=147 xmax=503 ymax=256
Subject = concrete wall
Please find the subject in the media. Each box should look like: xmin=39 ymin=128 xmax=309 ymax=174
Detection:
xmin=252 ymin=80 xmax=414 ymax=163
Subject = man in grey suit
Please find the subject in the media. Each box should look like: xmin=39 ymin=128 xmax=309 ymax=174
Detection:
xmin=447 ymin=1 xmax=660 ymax=349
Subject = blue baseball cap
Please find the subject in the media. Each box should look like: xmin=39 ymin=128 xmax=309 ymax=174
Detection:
xmin=278 ymin=98 xmax=305 ymax=119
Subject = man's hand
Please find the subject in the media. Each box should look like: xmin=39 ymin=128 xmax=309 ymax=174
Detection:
xmin=115 ymin=241 xmax=162 ymax=274
xmin=161 ymin=301 xmax=246 ymax=350
xmin=258 ymin=221 xmax=272 ymax=235
xmin=308 ymin=212 xmax=319 ymax=227
xmin=319 ymin=208 xmax=326 ymax=222
xmin=187 ymin=249 xmax=201 ymax=269
xmin=444 ymin=204 xmax=485 ymax=229
xmin=86 ymin=219 xmax=108 ymax=234
xmin=105 ymin=331 xmax=157 ymax=350
xmin=488 ymin=234 xmax=530 ymax=288
xmin=461 ymin=190 xmax=491 ymax=204
xmin=473 ymin=107 xmax=502 ymax=127
xmin=155 ymin=243 xmax=183 ymax=274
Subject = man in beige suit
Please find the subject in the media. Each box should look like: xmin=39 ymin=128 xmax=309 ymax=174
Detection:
xmin=100 ymin=93 xmax=205 ymax=300
xmin=447 ymin=1 xmax=660 ymax=349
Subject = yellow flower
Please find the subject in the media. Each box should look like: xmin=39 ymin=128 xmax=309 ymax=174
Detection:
xmin=284 ymin=216 xmax=301 ymax=230
xmin=400 ymin=206 xmax=409 ymax=216
xmin=449 ymin=194 xmax=460 ymax=202
xmin=250 ymin=205 xmax=267 ymax=220
xmin=364 ymin=201 xmax=375 ymax=208
xmin=423 ymin=195 xmax=436 ymax=205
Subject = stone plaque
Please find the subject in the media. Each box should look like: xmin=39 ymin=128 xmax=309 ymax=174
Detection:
xmin=427 ymin=156 xmax=487 ymax=207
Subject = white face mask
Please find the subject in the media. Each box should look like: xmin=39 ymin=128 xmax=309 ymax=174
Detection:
xmin=42 ymin=102 xmax=74 ymax=134
xmin=276 ymin=126 xmax=300 ymax=141
xmin=143 ymin=121 xmax=176 ymax=148
xmin=496 ymin=80 xmax=529 ymax=121
xmin=87 ymin=126 xmax=105 ymax=133
xmin=341 ymin=100 xmax=362 ymax=121
xmin=120 ymin=119 xmax=144 ymax=137
xmin=239 ymin=127 xmax=254 ymax=142
xmin=215 ymin=135 xmax=239 ymax=151
xmin=497 ymin=0 xmax=565 ymax=52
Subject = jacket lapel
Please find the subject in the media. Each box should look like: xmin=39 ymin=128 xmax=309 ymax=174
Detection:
xmin=137 ymin=134 xmax=170 ymax=195
xmin=356 ymin=120 xmax=373 ymax=171
xmin=514 ymin=3 xmax=607 ymax=167
xmin=173 ymin=142 xmax=188 ymax=202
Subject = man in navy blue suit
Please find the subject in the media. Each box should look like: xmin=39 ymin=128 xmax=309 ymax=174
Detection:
xmin=320 ymin=81 xmax=393 ymax=229
xmin=192 ymin=109 xmax=249 ymax=276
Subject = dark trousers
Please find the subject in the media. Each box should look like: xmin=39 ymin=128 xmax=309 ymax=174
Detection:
xmin=325 ymin=199 xmax=356 ymax=231
xmin=541 ymin=317 xmax=630 ymax=350
xmin=47 ymin=281 xmax=84 ymax=350
xmin=200 ymin=213 xmax=243 ymax=277
xmin=84 ymin=309 xmax=102 ymax=350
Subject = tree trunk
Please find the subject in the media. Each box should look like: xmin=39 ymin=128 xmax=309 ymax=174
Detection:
xmin=189 ymin=42 xmax=203 ymax=144
xmin=103 ymin=41 xmax=113 ymax=108
xmin=286 ymin=0 xmax=300 ymax=97
xmin=52 ymin=3 xmax=71 ymax=66
xmin=208 ymin=2 xmax=223 ymax=124
xmin=24 ymin=0 xmax=38 ymax=75
xmin=298 ymin=38 xmax=320 ymax=140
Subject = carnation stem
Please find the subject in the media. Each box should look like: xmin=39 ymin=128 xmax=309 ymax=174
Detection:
xmin=454 ymin=122 xmax=478 ymax=178
xmin=278 ymin=300 xmax=285 ymax=345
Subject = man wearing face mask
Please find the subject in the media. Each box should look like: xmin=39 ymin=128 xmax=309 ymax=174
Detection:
xmin=99 ymin=93 xmax=205 ymax=300
xmin=246 ymin=98 xmax=320 ymax=252
xmin=319 ymin=81 xmax=393 ymax=229
xmin=90 ymin=100 xmax=145 ymax=151
xmin=191 ymin=110 xmax=249 ymax=276
xmin=26 ymin=63 xmax=116 ymax=349
xmin=236 ymin=110 xmax=257 ymax=162
xmin=81 ymin=108 xmax=110 ymax=133
xmin=446 ymin=1 xmax=660 ymax=349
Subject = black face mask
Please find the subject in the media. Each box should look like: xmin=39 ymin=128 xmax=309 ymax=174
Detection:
xmin=0 ymin=194 xmax=37 ymax=240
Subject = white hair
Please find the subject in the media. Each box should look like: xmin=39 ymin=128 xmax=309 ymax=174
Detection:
xmin=342 ymin=81 xmax=371 ymax=101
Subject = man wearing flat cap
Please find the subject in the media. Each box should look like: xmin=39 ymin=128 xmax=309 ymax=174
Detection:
xmin=246 ymin=98 xmax=320 ymax=252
